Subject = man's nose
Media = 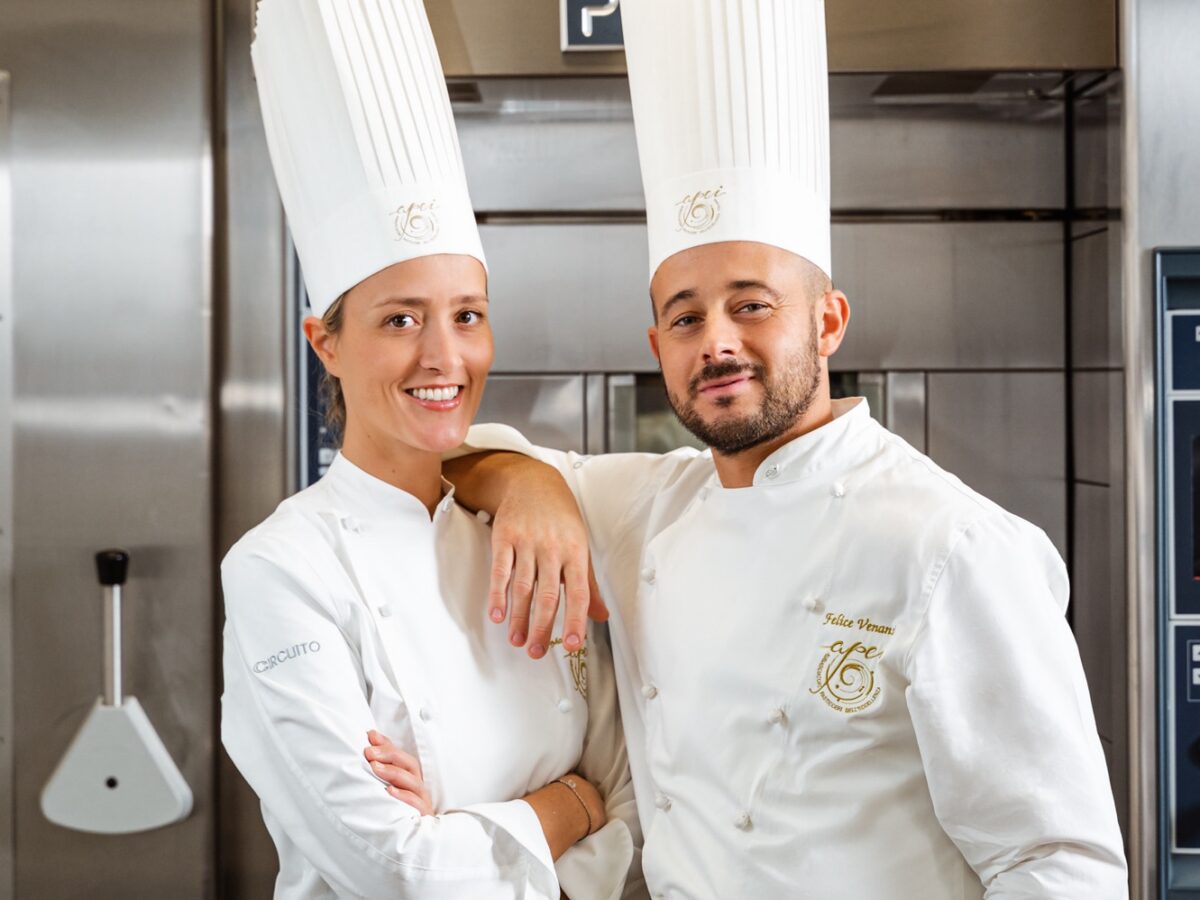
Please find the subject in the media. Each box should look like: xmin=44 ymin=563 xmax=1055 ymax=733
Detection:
xmin=700 ymin=312 xmax=742 ymax=362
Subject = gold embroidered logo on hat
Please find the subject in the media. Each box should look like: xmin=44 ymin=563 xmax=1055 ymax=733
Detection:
xmin=392 ymin=201 xmax=440 ymax=244
xmin=675 ymin=187 xmax=724 ymax=234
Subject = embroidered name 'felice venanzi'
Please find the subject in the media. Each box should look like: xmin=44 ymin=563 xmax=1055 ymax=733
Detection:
xmin=823 ymin=611 xmax=895 ymax=635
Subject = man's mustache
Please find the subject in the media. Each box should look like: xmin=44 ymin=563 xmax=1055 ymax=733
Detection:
xmin=688 ymin=360 xmax=764 ymax=398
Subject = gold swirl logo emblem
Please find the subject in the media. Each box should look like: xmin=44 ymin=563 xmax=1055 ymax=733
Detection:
xmin=392 ymin=200 xmax=439 ymax=244
xmin=675 ymin=187 xmax=724 ymax=234
xmin=549 ymin=637 xmax=588 ymax=699
xmin=810 ymin=639 xmax=883 ymax=714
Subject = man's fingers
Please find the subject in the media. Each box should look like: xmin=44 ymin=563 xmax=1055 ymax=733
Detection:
xmin=488 ymin=538 xmax=514 ymax=625
xmin=509 ymin=548 xmax=536 ymax=647
xmin=561 ymin=556 xmax=590 ymax=652
xmin=586 ymin=561 xmax=609 ymax=623
xmin=385 ymin=785 xmax=434 ymax=816
xmin=528 ymin=556 xmax=563 ymax=659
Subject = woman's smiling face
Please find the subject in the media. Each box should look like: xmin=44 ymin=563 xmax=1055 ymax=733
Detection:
xmin=310 ymin=253 xmax=493 ymax=456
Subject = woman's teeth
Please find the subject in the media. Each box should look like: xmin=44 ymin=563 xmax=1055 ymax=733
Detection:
xmin=409 ymin=386 xmax=460 ymax=402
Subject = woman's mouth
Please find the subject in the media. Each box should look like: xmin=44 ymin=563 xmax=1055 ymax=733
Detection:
xmin=404 ymin=385 xmax=463 ymax=409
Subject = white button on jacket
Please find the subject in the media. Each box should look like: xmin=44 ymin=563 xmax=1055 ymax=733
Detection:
xmin=221 ymin=454 xmax=641 ymax=900
xmin=460 ymin=399 xmax=1128 ymax=900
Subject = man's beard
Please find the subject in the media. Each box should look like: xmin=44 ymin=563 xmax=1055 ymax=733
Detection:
xmin=665 ymin=334 xmax=822 ymax=456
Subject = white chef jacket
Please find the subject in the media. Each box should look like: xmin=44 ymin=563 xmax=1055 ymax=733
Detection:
xmin=221 ymin=453 xmax=644 ymax=900
xmin=460 ymin=397 xmax=1128 ymax=900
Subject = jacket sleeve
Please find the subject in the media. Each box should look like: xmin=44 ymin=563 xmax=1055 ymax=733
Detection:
xmin=555 ymin=623 xmax=646 ymax=900
xmin=456 ymin=423 xmax=699 ymax=556
xmin=220 ymin=542 xmax=560 ymax=900
xmin=904 ymin=512 xmax=1128 ymax=900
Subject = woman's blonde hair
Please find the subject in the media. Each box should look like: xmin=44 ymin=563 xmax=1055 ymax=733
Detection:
xmin=318 ymin=294 xmax=347 ymax=436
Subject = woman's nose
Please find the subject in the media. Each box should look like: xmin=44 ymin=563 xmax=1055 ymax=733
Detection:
xmin=417 ymin=317 xmax=463 ymax=373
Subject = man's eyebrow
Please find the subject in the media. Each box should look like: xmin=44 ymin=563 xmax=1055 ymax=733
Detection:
xmin=660 ymin=288 xmax=697 ymax=319
xmin=728 ymin=280 xmax=781 ymax=299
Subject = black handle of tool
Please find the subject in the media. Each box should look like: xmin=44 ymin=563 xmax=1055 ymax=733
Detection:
xmin=95 ymin=549 xmax=130 ymax=587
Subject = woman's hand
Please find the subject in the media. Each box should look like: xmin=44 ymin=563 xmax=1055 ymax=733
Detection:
xmin=364 ymin=730 xmax=433 ymax=816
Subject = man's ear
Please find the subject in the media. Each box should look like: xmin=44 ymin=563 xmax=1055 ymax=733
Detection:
xmin=816 ymin=290 xmax=850 ymax=359
xmin=303 ymin=315 xmax=342 ymax=377
xmin=647 ymin=325 xmax=661 ymax=363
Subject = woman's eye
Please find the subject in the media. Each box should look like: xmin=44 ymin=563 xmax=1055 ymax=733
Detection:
xmin=386 ymin=313 xmax=416 ymax=328
xmin=457 ymin=309 xmax=484 ymax=325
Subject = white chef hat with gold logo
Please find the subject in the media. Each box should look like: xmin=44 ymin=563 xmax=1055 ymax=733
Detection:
xmin=252 ymin=0 xmax=485 ymax=317
xmin=622 ymin=0 xmax=831 ymax=281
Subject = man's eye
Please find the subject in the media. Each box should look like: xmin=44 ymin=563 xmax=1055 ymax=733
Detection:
xmin=386 ymin=313 xmax=416 ymax=328
xmin=738 ymin=302 xmax=768 ymax=314
xmin=672 ymin=315 xmax=701 ymax=329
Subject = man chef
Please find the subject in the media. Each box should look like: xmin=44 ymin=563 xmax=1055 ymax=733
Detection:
xmin=442 ymin=0 xmax=1130 ymax=896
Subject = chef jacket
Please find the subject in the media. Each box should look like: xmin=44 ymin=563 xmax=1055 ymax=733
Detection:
xmin=459 ymin=397 xmax=1128 ymax=899
xmin=221 ymin=453 xmax=643 ymax=900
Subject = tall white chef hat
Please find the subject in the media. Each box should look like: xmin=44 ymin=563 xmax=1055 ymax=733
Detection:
xmin=622 ymin=0 xmax=831 ymax=282
xmin=252 ymin=0 xmax=485 ymax=317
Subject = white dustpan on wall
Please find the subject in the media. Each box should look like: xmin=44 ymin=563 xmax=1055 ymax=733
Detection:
xmin=40 ymin=550 xmax=192 ymax=834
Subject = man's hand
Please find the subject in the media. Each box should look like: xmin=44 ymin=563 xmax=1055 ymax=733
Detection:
xmin=485 ymin=459 xmax=607 ymax=659
xmin=365 ymin=730 xmax=433 ymax=816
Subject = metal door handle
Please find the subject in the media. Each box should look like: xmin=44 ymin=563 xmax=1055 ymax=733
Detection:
xmin=581 ymin=0 xmax=620 ymax=38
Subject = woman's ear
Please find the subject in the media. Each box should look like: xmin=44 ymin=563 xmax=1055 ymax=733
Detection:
xmin=303 ymin=315 xmax=341 ymax=377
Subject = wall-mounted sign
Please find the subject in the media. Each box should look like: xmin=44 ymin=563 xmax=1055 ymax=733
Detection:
xmin=561 ymin=0 xmax=624 ymax=52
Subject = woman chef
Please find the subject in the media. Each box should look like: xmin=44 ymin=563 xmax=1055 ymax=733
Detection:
xmin=219 ymin=2 xmax=641 ymax=898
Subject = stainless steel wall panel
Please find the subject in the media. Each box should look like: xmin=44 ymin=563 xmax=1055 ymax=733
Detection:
xmin=218 ymin=0 xmax=293 ymax=893
xmin=832 ymin=223 xmax=1065 ymax=372
xmin=585 ymin=374 xmax=606 ymax=454
xmin=457 ymin=77 xmax=1067 ymax=215
xmin=0 ymin=69 xmax=14 ymax=900
xmin=1074 ymin=371 xmax=1124 ymax=487
xmin=884 ymin=372 xmax=926 ymax=453
xmin=427 ymin=0 xmax=1116 ymax=76
xmin=476 ymin=375 xmax=587 ymax=454
xmin=1074 ymin=482 xmax=1128 ymax=833
xmin=1074 ymin=76 xmax=1122 ymax=212
xmin=482 ymin=223 xmax=654 ymax=373
xmin=1 ymin=2 xmax=215 ymax=897
xmin=456 ymin=79 xmax=643 ymax=213
xmin=830 ymin=85 xmax=1064 ymax=210
xmin=1072 ymin=224 xmax=1123 ymax=370
xmin=926 ymin=372 xmax=1068 ymax=556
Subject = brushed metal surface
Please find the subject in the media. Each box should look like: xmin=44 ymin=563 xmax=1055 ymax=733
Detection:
xmin=476 ymin=375 xmax=587 ymax=453
xmin=481 ymin=223 xmax=653 ymax=373
xmin=0 ymin=69 xmax=13 ymax=900
xmin=833 ymin=222 xmax=1065 ymax=371
xmin=457 ymin=76 xmax=1066 ymax=214
xmin=485 ymin=221 xmax=1064 ymax=374
xmin=926 ymin=372 xmax=1067 ymax=556
xmin=218 ymin=0 xmax=292 ymax=894
xmin=1 ymin=1 xmax=215 ymax=896
xmin=427 ymin=0 xmax=1116 ymax=76
xmin=884 ymin=372 xmax=926 ymax=453
xmin=1074 ymin=371 xmax=1124 ymax=488
xmin=1073 ymin=224 xmax=1124 ymax=371
xmin=585 ymin=373 xmax=606 ymax=454
xmin=1122 ymin=1 xmax=1200 ymax=893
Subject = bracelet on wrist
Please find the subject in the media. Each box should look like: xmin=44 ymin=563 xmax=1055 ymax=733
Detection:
xmin=555 ymin=776 xmax=593 ymax=836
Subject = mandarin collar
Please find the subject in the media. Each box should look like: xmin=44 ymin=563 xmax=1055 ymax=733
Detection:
xmin=723 ymin=397 xmax=876 ymax=490
xmin=325 ymin=452 xmax=457 ymax=524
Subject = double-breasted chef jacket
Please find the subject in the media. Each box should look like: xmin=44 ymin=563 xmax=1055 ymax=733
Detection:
xmin=221 ymin=453 xmax=642 ymax=900
xmin=460 ymin=397 xmax=1128 ymax=899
